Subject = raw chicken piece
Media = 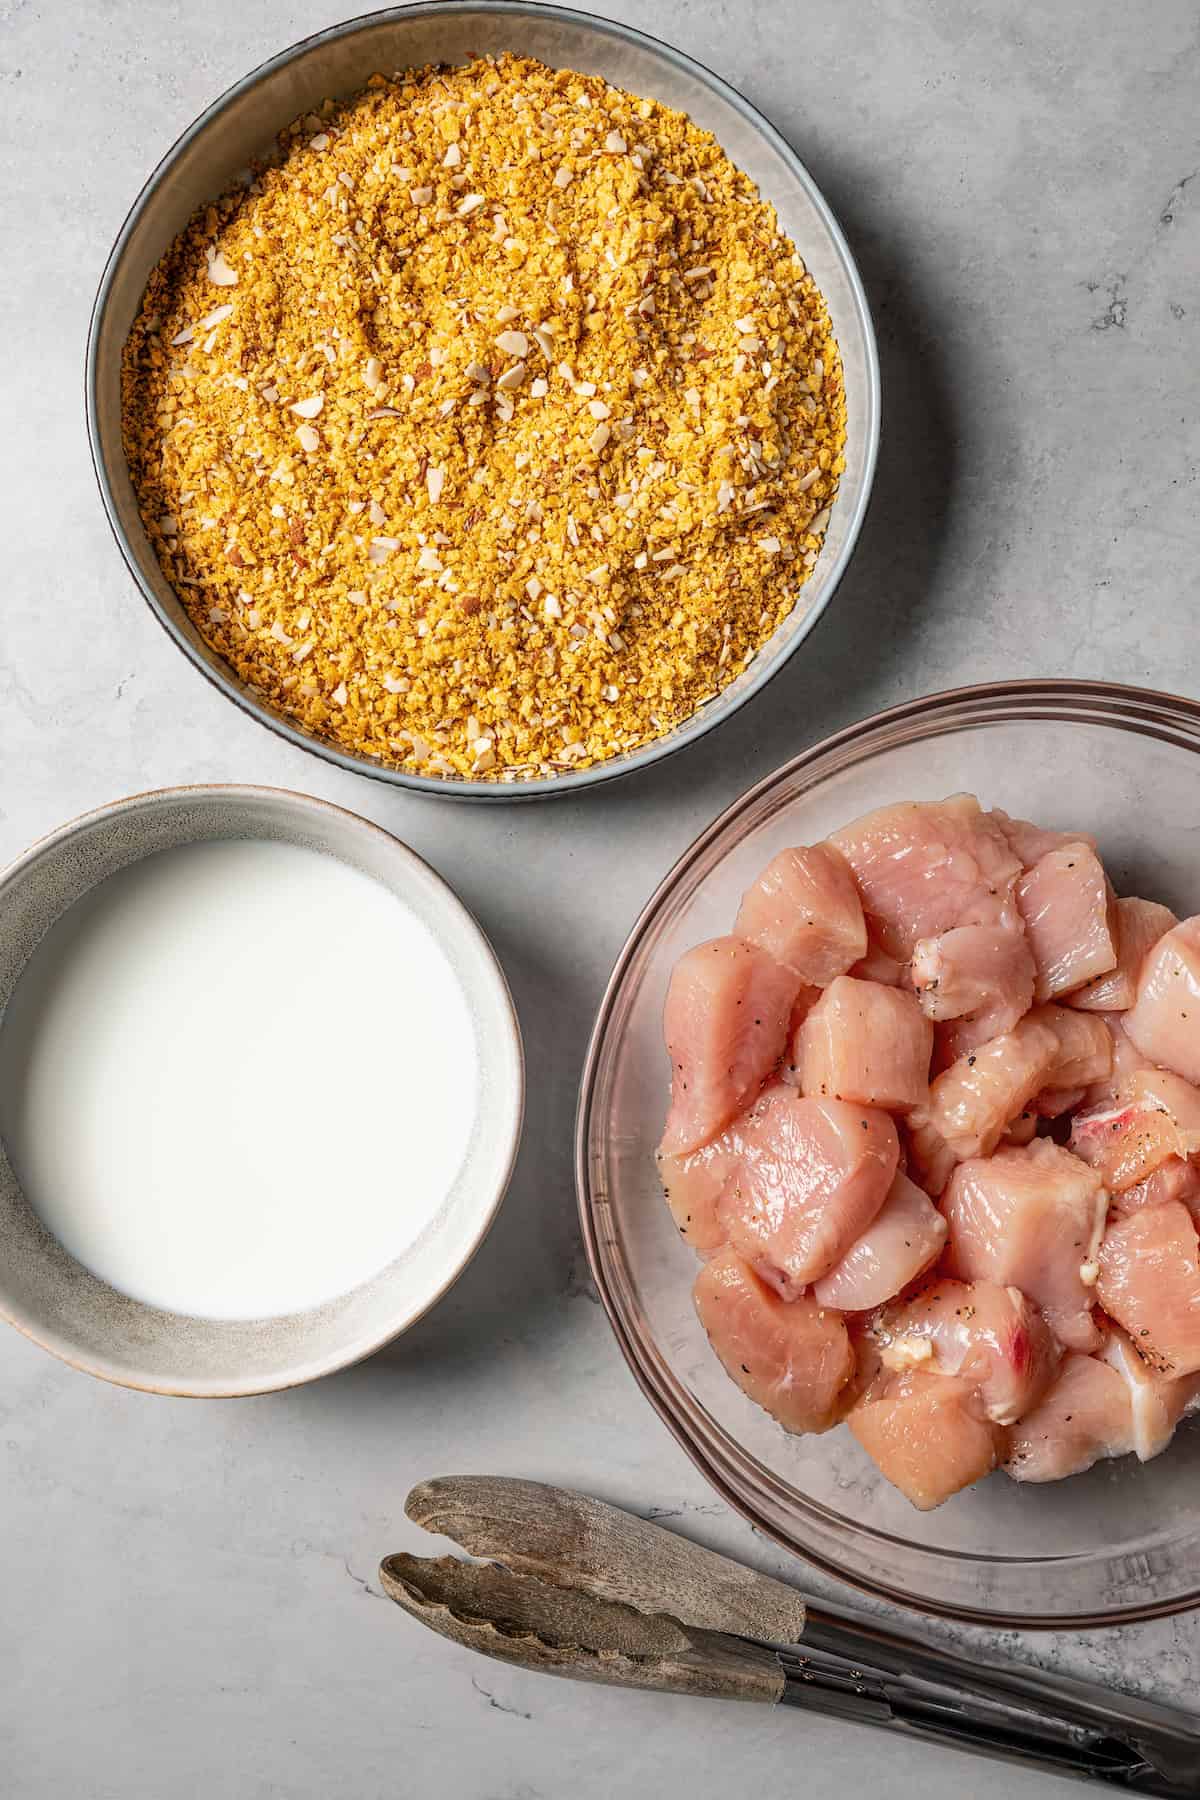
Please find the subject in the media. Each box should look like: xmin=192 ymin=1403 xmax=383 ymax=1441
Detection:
xmin=910 ymin=921 xmax=1036 ymax=1059
xmin=1083 ymin=1013 xmax=1159 ymax=1108
xmin=1033 ymin=1005 xmax=1114 ymax=1089
xmin=733 ymin=845 xmax=866 ymax=986
xmin=1016 ymin=844 xmax=1119 ymax=1001
xmin=1097 ymin=1202 xmax=1200 ymax=1378
xmin=869 ymin=1278 xmax=1059 ymax=1424
xmin=718 ymin=1091 xmax=899 ymax=1297
xmin=1125 ymin=916 xmax=1200 ymax=1085
xmin=812 ymin=1171 xmax=947 ymax=1311
xmin=795 ymin=976 xmax=933 ymax=1112
xmin=780 ymin=988 xmax=821 ymax=1084
xmin=1101 ymin=1330 xmax=1200 ymax=1460
xmin=1069 ymin=1068 xmax=1200 ymax=1192
xmin=850 ymin=1371 xmax=1000 ymax=1510
xmin=917 ymin=1014 xmax=1060 ymax=1163
xmin=658 ymin=1128 xmax=741 ymax=1255
xmin=1114 ymin=1156 xmax=1200 ymax=1220
xmin=1034 ymin=1086 xmax=1087 ymax=1119
xmin=942 ymin=1140 xmax=1106 ymax=1352
xmin=1003 ymin=1355 xmax=1133 ymax=1483
xmin=1069 ymin=897 xmax=1178 ymax=1013
xmin=848 ymin=933 xmax=908 ymax=987
xmin=660 ymin=936 xmax=796 ymax=1156
xmin=693 ymin=1247 xmax=855 ymax=1434
xmin=1002 ymin=1110 xmax=1039 ymax=1146
xmin=904 ymin=1109 xmax=958 ymax=1197
xmin=829 ymin=795 xmax=1021 ymax=961
xmin=990 ymin=810 xmax=1098 ymax=870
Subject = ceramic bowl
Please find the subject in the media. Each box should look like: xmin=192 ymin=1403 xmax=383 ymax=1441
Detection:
xmin=0 ymin=785 xmax=523 ymax=1395
xmin=86 ymin=1 xmax=879 ymax=801
xmin=578 ymin=680 xmax=1200 ymax=1626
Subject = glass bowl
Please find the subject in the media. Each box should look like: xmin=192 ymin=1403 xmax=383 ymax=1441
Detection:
xmin=86 ymin=2 xmax=878 ymax=802
xmin=577 ymin=680 xmax=1200 ymax=1627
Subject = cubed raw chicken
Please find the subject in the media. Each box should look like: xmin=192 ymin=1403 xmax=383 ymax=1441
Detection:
xmin=1033 ymin=1004 xmax=1114 ymax=1089
xmin=910 ymin=921 xmax=1035 ymax=1059
xmin=990 ymin=810 xmax=1098 ymax=870
xmin=658 ymin=1128 xmax=741 ymax=1255
xmin=1097 ymin=1202 xmax=1200 ymax=1378
xmin=795 ymin=976 xmax=933 ymax=1112
xmin=1125 ymin=916 xmax=1200 ymax=1085
xmin=1002 ymin=1354 xmax=1133 ymax=1483
xmin=868 ymin=1278 xmax=1059 ymax=1424
xmin=733 ymin=844 xmax=867 ymax=986
xmin=1015 ymin=843 xmax=1118 ymax=1001
xmin=829 ymin=795 xmax=1021 ymax=961
xmin=664 ymin=791 xmax=1200 ymax=1508
xmin=718 ymin=1091 xmax=899 ymax=1297
xmin=1101 ymin=1330 xmax=1200 ymax=1461
xmin=812 ymin=1172 xmax=947 ymax=1311
xmin=848 ymin=933 xmax=909 ymax=987
xmin=904 ymin=1109 xmax=958 ymax=1197
xmin=915 ymin=1014 xmax=1059 ymax=1164
xmin=1069 ymin=1068 xmax=1200 ymax=1192
xmin=1114 ymin=1156 xmax=1200 ymax=1220
xmin=1083 ymin=1012 xmax=1159 ymax=1108
xmin=942 ymin=1140 xmax=1106 ymax=1352
xmin=660 ymin=936 xmax=797 ymax=1156
xmin=1002 ymin=1110 xmax=1039 ymax=1147
xmin=693 ymin=1247 xmax=855 ymax=1434
xmin=1034 ymin=1086 xmax=1087 ymax=1119
xmin=849 ymin=1371 xmax=1001 ymax=1510
xmin=1069 ymin=897 xmax=1178 ymax=1013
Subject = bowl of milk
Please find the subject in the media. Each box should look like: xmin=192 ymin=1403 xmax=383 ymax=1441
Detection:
xmin=0 ymin=786 xmax=523 ymax=1393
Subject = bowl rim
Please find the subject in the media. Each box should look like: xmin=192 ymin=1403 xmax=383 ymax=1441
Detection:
xmin=0 ymin=781 xmax=525 ymax=1397
xmin=576 ymin=678 xmax=1200 ymax=1626
xmin=84 ymin=0 xmax=881 ymax=804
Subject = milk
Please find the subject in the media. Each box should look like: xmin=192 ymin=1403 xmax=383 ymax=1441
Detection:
xmin=0 ymin=839 xmax=478 ymax=1319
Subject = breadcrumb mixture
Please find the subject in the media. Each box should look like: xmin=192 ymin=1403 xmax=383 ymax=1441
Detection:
xmin=122 ymin=54 xmax=846 ymax=781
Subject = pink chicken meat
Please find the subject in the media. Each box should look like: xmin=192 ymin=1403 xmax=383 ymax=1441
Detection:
xmin=1015 ymin=843 xmax=1118 ymax=1001
xmin=659 ymin=789 xmax=1200 ymax=1511
xmin=850 ymin=1372 xmax=1000 ymax=1511
xmin=733 ymin=844 xmax=867 ymax=985
xmin=693 ymin=1248 xmax=855 ymax=1434
xmin=660 ymin=936 xmax=796 ymax=1156
xmin=717 ymin=1090 xmax=899 ymax=1298
xmin=942 ymin=1140 xmax=1106 ymax=1352
xmin=795 ymin=976 xmax=933 ymax=1112
xmin=910 ymin=920 xmax=1036 ymax=1060
xmin=813 ymin=1172 xmax=947 ymax=1312
xmin=1124 ymin=916 xmax=1200 ymax=1085
xmin=828 ymin=795 xmax=1021 ymax=960
xmin=1069 ymin=897 xmax=1178 ymax=1013
xmin=1097 ymin=1202 xmax=1200 ymax=1379
xmin=1003 ymin=1354 xmax=1134 ymax=1483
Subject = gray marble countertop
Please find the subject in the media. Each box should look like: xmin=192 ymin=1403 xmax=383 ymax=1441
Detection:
xmin=2 ymin=1 xmax=1198 ymax=1794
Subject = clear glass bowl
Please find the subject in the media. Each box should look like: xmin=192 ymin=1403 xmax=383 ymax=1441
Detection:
xmin=577 ymin=681 xmax=1200 ymax=1627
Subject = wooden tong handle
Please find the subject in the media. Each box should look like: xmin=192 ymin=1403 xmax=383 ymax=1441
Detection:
xmin=379 ymin=1552 xmax=785 ymax=1703
xmin=404 ymin=1475 xmax=807 ymax=1643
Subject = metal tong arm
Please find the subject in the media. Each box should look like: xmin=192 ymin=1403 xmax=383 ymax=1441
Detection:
xmin=389 ymin=1477 xmax=1200 ymax=1793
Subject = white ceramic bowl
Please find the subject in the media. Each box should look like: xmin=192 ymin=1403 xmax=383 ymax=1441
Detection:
xmin=0 ymin=786 xmax=523 ymax=1394
xmin=87 ymin=1 xmax=879 ymax=800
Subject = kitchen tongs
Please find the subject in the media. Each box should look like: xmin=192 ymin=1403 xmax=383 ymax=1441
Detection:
xmin=381 ymin=1477 xmax=1200 ymax=1796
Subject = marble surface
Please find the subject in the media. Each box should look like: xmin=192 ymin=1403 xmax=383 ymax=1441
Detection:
xmin=2 ymin=0 xmax=1198 ymax=1793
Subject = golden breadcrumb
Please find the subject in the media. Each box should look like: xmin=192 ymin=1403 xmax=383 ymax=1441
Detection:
xmin=122 ymin=53 xmax=846 ymax=781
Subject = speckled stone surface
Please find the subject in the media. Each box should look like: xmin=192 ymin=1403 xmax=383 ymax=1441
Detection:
xmin=1 ymin=2 xmax=1198 ymax=1794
